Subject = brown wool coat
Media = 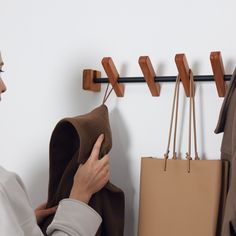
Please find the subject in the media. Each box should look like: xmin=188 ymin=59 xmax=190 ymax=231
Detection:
xmin=39 ymin=105 xmax=125 ymax=236
xmin=215 ymin=68 xmax=236 ymax=236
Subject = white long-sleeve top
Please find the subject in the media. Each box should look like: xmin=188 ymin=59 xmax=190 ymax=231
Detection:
xmin=0 ymin=166 xmax=102 ymax=236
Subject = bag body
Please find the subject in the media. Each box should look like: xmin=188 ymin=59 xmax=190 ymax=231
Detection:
xmin=138 ymin=72 xmax=229 ymax=236
xmin=138 ymin=158 xmax=229 ymax=236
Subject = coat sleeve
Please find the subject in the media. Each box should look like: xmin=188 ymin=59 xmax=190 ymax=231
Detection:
xmin=46 ymin=199 xmax=102 ymax=236
xmin=0 ymin=189 xmax=25 ymax=235
xmin=0 ymin=188 xmax=102 ymax=236
xmin=0 ymin=168 xmax=102 ymax=236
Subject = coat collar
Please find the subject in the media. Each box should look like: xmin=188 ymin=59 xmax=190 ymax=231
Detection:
xmin=215 ymin=67 xmax=236 ymax=134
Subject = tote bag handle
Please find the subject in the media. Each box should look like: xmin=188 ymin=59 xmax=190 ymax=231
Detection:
xmin=163 ymin=75 xmax=181 ymax=170
xmin=186 ymin=71 xmax=200 ymax=165
xmin=163 ymin=70 xmax=199 ymax=172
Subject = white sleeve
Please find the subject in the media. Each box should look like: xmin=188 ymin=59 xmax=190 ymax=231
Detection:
xmin=0 ymin=188 xmax=101 ymax=236
xmin=0 ymin=167 xmax=102 ymax=236
xmin=0 ymin=189 xmax=25 ymax=235
xmin=47 ymin=199 xmax=102 ymax=236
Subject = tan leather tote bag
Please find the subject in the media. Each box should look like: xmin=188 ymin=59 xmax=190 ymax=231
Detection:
xmin=138 ymin=72 xmax=229 ymax=236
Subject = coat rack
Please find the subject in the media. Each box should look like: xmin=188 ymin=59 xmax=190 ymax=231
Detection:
xmin=83 ymin=51 xmax=231 ymax=97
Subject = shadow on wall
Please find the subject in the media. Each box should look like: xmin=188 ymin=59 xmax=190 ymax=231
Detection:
xmin=225 ymin=59 xmax=235 ymax=74
xmin=192 ymin=61 xmax=207 ymax=160
xmin=109 ymin=107 xmax=135 ymax=236
xmin=176 ymin=88 xmax=187 ymax=159
xmin=67 ymin=64 xmax=102 ymax=113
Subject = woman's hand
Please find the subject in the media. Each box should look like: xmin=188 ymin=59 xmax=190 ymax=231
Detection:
xmin=69 ymin=134 xmax=110 ymax=204
xmin=35 ymin=203 xmax=57 ymax=225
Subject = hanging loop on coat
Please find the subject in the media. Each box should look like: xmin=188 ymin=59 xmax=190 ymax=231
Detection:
xmin=102 ymin=83 xmax=114 ymax=105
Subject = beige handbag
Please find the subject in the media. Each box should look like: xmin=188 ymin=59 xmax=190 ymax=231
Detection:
xmin=138 ymin=72 xmax=229 ymax=236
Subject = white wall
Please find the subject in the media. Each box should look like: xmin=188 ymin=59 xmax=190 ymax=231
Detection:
xmin=0 ymin=0 xmax=235 ymax=235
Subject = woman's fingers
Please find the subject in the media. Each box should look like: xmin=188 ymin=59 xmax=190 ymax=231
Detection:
xmin=35 ymin=204 xmax=57 ymax=225
xmin=39 ymin=206 xmax=57 ymax=217
xmin=89 ymin=134 xmax=104 ymax=161
xmin=35 ymin=202 xmax=47 ymax=211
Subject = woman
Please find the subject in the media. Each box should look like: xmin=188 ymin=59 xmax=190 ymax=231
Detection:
xmin=0 ymin=53 xmax=110 ymax=235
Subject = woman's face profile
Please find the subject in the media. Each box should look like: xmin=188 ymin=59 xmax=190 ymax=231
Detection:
xmin=0 ymin=53 xmax=7 ymax=100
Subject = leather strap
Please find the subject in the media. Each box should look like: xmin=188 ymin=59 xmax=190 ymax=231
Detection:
xmin=164 ymin=75 xmax=181 ymax=171
xmin=186 ymin=70 xmax=199 ymax=172
xmin=164 ymin=70 xmax=199 ymax=172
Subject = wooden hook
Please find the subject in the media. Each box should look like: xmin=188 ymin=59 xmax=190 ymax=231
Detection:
xmin=101 ymin=57 xmax=124 ymax=97
xmin=138 ymin=56 xmax=160 ymax=96
xmin=210 ymin=51 xmax=226 ymax=97
xmin=175 ymin=54 xmax=191 ymax=97
xmin=83 ymin=69 xmax=101 ymax=92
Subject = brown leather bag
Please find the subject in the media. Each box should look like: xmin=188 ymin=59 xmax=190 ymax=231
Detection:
xmin=138 ymin=73 xmax=229 ymax=236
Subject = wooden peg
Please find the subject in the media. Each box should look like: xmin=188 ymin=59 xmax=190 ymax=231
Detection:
xmin=175 ymin=54 xmax=191 ymax=97
xmin=83 ymin=69 xmax=101 ymax=92
xmin=138 ymin=56 xmax=160 ymax=96
xmin=210 ymin=51 xmax=226 ymax=97
xmin=101 ymin=57 xmax=124 ymax=97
